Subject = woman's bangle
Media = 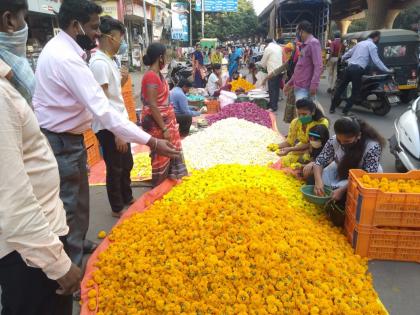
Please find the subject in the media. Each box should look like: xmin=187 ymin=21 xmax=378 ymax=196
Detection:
xmin=153 ymin=138 xmax=158 ymax=151
xmin=162 ymin=127 xmax=168 ymax=132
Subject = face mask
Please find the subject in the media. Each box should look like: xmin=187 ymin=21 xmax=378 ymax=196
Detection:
xmin=118 ymin=40 xmax=128 ymax=55
xmin=76 ymin=22 xmax=97 ymax=51
xmin=0 ymin=23 xmax=28 ymax=57
xmin=298 ymin=115 xmax=313 ymax=124
xmin=310 ymin=140 xmax=322 ymax=149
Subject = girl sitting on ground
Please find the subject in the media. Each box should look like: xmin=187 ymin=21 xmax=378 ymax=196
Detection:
xmin=277 ymin=98 xmax=329 ymax=165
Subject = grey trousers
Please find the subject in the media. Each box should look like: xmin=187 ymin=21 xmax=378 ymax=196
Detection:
xmin=42 ymin=130 xmax=89 ymax=267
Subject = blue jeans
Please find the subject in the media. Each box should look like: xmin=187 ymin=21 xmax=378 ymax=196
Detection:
xmin=42 ymin=130 xmax=89 ymax=267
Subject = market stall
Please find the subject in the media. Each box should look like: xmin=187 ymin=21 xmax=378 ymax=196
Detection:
xmin=80 ymin=106 xmax=392 ymax=314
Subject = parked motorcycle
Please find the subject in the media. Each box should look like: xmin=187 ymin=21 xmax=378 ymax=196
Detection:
xmin=390 ymin=97 xmax=420 ymax=172
xmin=168 ymin=61 xmax=193 ymax=89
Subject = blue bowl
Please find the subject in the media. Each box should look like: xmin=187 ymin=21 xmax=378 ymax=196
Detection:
xmin=300 ymin=185 xmax=332 ymax=205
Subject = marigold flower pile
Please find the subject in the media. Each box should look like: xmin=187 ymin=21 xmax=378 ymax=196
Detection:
xmin=230 ymin=77 xmax=255 ymax=93
xmin=182 ymin=118 xmax=281 ymax=169
xmin=207 ymin=103 xmax=272 ymax=128
xmin=85 ymin=165 xmax=386 ymax=315
xmin=361 ymin=174 xmax=420 ymax=193
xmin=130 ymin=152 xmax=153 ymax=180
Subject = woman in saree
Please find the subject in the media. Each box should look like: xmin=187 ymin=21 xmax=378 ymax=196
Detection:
xmin=141 ymin=43 xmax=188 ymax=186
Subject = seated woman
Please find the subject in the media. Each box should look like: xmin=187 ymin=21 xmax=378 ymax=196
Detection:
xmin=278 ymin=98 xmax=329 ymax=164
xmin=313 ymin=117 xmax=385 ymax=204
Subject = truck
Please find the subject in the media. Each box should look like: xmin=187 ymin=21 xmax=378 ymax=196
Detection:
xmin=200 ymin=38 xmax=219 ymax=50
xmin=260 ymin=0 xmax=331 ymax=47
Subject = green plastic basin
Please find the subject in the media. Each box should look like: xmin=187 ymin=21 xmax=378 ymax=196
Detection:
xmin=300 ymin=185 xmax=332 ymax=205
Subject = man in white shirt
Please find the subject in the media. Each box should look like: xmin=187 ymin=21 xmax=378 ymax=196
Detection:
xmin=0 ymin=1 xmax=80 ymax=314
xmin=33 ymin=0 xmax=179 ymax=267
xmin=260 ymin=38 xmax=282 ymax=111
xmin=90 ymin=16 xmax=134 ymax=218
xmin=206 ymin=63 xmax=222 ymax=97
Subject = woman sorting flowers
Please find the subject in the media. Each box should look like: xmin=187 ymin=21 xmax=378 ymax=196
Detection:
xmin=313 ymin=117 xmax=385 ymax=203
xmin=141 ymin=43 xmax=188 ymax=186
xmin=277 ymin=98 xmax=329 ymax=167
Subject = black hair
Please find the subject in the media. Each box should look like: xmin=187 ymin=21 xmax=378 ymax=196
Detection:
xmin=295 ymin=98 xmax=326 ymax=122
xmin=248 ymin=62 xmax=256 ymax=69
xmin=334 ymin=117 xmax=386 ymax=180
xmin=212 ymin=63 xmax=221 ymax=71
xmin=334 ymin=32 xmax=341 ymax=39
xmin=58 ymin=0 xmax=103 ymax=29
xmin=265 ymin=38 xmax=273 ymax=44
xmin=276 ymin=38 xmax=285 ymax=45
xmin=99 ymin=15 xmax=125 ymax=35
xmin=143 ymin=42 xmax=166 ymax=66
xmin=178 ymin=78 xmax=192 ymax=88
xmin=297 ymin=20 xmax=313 ymax=34
xmin=0 ymin=0 xmax=28 ymax=14
xmin=308 ymin=124 xmax=330 ymax=159
xmin=368 ymin=30 xmax=381 ymax=39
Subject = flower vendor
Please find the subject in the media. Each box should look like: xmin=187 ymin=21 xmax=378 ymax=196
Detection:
xmin=170 ymin=79 xmax=201 ymax=137
xmin=141 ymin=43 xmax=188 ymax=186
xmin=277 ymin=98 xmax=329 ymax=164
xmin=313 ymin=117 xmax=385 ymax=204
xmin=206 ymin=63 xmax=223 ymax=97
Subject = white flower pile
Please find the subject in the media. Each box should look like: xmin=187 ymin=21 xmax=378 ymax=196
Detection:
xmin=182 ymin=118 xmax=283 ymax=169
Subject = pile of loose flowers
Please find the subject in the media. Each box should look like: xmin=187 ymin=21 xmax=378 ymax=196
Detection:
xmin=85 ymin=165 xmax=386 ymax=315
xmin=182 ymin=118 xmax=281 ymax=169
xmin=207 ymin=102 xmax=272 ymax=129
xmin=230 ymin=77 xmax=255 ymax=93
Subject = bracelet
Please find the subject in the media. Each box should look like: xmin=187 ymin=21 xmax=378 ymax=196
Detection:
xmin=153 ymin=138 xmax=158 ymax=151
xmin=162 ymin=127 xmax=168 ymax=132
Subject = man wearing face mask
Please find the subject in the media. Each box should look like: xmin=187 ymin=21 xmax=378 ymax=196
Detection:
xmin=89 ymin=16 xmax=134 ymax=218
xmin=0 ymin=1 xmax=34 ymax=106
xmin=0 ymin=1 xmax=80 ymax=314
xmin=33 ymin=0 xmax=180 ymax=268
xmin=284 ymin=21 xmax=323 ymax=101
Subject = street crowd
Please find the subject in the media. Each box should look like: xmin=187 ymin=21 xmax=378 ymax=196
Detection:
xmin=0 ymin=0 xmax=395 ymax=314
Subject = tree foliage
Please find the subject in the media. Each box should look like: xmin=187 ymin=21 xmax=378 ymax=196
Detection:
xmin=189 ymin=0 xmax=259 ymax=42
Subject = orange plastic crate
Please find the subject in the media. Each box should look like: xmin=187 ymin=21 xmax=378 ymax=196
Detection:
xmin=205 ymin=99 xmax=220 ymax=114
xmin=346 ymin=169 xmax=420 ymax=228
xmin=83 ymin=129 xmax=97 ymax=147
xmin=86 ymin=142 xmax=101 ymax=167
xmin=344 ymin=213 xmax=420 ymax=263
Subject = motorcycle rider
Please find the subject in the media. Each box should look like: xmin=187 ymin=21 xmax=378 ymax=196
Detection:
xmin=329 ymin=31 xmax=393 ymax=115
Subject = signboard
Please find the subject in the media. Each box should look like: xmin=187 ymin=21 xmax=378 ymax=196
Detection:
xmin=171 ymin=2 xmax=188 ymax=42
xmin=195 ymin=0 xmax=238 ymax=12
xmin=125 ymin=0 xmax=152 ymax=19
xmin=28 ymin=0 xmax=61 ymax=15
xmin=95 ymin=0 xmax=119 ymax=20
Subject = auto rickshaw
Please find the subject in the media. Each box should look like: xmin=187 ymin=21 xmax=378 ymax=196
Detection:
xmin=343 ymin=29 xmax=420 ymax=103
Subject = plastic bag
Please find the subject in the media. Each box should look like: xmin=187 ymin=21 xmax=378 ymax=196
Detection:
xmin=219 ymin=90 xmax=237 ymax=108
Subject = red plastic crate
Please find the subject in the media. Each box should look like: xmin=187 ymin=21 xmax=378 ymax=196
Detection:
xmin=346 ymin=169 xmax=420 ymax=228
xmin=344 ymin=213 xmax=420 ymax=263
